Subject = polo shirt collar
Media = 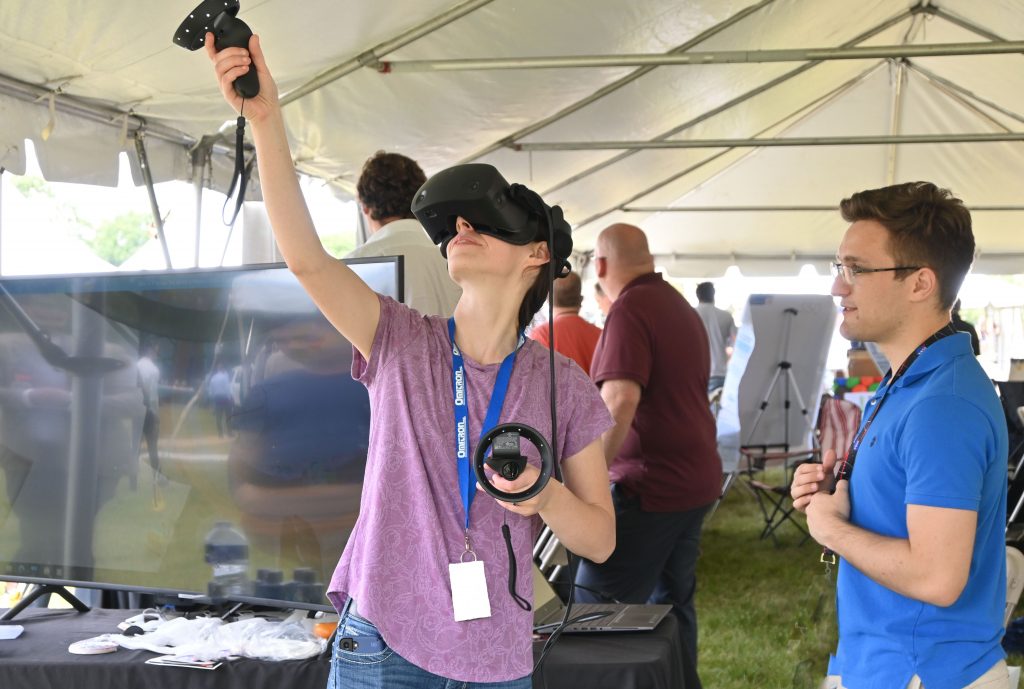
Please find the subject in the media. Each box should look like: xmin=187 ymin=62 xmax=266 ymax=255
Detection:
xmin=619 ymin=272 xmax=662 ymax=297
xmin=363 ymin=218 xmax=421 ymax=246
xmin=889 ymin=331 xmax=972 ymax=389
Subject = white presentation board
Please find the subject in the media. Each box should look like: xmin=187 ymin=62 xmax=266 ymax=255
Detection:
xmin=717 ymin=294 xmax=837 ymax=472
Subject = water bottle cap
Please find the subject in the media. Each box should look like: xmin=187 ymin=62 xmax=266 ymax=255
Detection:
xmin=293 ymin=567 xmax=316 ymax=584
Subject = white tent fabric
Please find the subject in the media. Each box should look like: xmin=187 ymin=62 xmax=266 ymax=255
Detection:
xmin=0 ymin=0 xmax=1021 ymax=275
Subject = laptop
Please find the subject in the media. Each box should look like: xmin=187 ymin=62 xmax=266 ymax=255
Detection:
xmin=532 ymin=565 xmax=672 ymax=633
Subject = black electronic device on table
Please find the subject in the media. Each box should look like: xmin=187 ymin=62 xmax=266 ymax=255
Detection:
xmin=173 ymin=0 xmax=259 ymax=98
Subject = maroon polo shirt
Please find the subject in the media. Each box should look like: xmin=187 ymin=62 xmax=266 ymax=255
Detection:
xmin=591 ymin=272 xmax=722 ymax=512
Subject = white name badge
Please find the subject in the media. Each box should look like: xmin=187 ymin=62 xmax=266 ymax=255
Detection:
xmin=449 ymin=560 xmax=492 ymax=622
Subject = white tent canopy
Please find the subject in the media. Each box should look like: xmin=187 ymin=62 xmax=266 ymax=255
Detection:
xmin=0 ymin=0 xmax=1021 ymax=275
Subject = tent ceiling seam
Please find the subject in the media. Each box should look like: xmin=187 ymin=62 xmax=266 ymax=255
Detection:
xmin=539 ymin=7 xmax=918 ymax=197
xmin=908 ymin=64 xmax=1015 ymax=134
xmin=568 ymin=63 xmax=885 ymax=231
xmin=457 ymin=0 xmax=778 ymax=164
xmin=931 ymin=7 xmax=1004 ymax=42
xmin=886 ymin=61 xmax=907 ymax=186
xmin=278 ymin=0 xmax=497 ymax=107
xmin=907 ymin=63 xmax=1024 ymax=128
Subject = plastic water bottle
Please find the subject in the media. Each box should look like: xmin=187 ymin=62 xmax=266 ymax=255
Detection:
xmin=204 ymin=521 xmax=249 ymax=597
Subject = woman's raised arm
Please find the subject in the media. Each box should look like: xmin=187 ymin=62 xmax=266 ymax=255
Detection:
xmin=205 ymin=33 xmax=380 ymax=359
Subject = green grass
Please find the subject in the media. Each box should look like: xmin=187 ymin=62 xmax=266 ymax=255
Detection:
xmin=697 ymin=476 xmax=837 ymax=689
xmin=697 ymin=472 xmax=1024 ymax=688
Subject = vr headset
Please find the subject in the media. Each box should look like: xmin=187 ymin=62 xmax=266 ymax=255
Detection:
xmin=411 ymin=164 xmax=573 ymax=277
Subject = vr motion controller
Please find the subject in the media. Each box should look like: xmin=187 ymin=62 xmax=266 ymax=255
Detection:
xmin=173 ymin=0 xmax=260 ymax=99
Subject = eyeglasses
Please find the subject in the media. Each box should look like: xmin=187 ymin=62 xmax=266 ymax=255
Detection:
xmin=830 ymin=262 xmax=922 ymax=285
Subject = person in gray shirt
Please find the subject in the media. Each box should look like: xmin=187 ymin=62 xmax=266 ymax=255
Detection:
xmin=695 ymin=282 xmax=736 ymax=392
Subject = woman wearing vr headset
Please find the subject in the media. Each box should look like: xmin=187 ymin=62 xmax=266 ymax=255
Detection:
xmin=206 ymin=34 xmax=615 ymax=688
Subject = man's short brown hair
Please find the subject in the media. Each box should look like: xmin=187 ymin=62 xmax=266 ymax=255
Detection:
xmin=356 ymin=151 xmax=426 ymax=222
xmin=840 ymin=181 xmax=974 ymax=310
xmin=552 ymin=271 xmax=583 ymax=309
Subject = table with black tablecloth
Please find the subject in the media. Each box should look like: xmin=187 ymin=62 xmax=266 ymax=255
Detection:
xmin=0 ymin=607 xmax=686 ymax=688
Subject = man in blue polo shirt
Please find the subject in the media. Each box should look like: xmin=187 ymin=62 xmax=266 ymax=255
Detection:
xmin=791 ymin=182 xmax=1008 ymax=689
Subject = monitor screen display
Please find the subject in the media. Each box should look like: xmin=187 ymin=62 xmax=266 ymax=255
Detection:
xmin=0 ymin=257 xmax=403 ymax=610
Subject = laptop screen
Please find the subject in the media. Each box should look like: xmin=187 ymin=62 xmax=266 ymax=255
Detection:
xmin=532 ymin=565 xmax=565 ymax=627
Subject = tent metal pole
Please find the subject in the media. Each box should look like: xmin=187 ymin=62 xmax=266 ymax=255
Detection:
xmin=379 ymin=40 xmax=1024 ymax=72
xmin=459 ymin=0 xmax=778 ymax=163
xmin=648 ymin=252 xmax=1024 ymax=262
xmin=279 ymin=0 xmax=496 ymax=107
xmin=192 ymin=149 xmax=206 ymax=269
xmin=514 ymin=132 xmax=1024 ymax=151
xmin=621 ymin=205 xmax=1024 ymax=213
xmin=0 ymin=168 xmax=4 ymax=276
xmin=541 ymin=9 xmax=915 ymax=196
xmin=133 ymin=134 xmax=173 ymax=270
xmin=0 ymin=74 xmax=235 ymax=157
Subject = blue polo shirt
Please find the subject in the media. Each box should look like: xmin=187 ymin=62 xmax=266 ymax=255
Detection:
xmin=828 ymin=333 xmax=1007 ymax=689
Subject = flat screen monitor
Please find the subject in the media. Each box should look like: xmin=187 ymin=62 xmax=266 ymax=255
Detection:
xmin=0 ymin=257 xmax=403 ymax=611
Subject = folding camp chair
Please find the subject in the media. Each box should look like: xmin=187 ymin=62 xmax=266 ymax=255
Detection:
xmin=740 ymin=394 xmax=862 ymax=545
xmin=534 ymin=526 xmax=569 ymax=583
xmin=1006 ymin=546 xmax=1024 ymax=628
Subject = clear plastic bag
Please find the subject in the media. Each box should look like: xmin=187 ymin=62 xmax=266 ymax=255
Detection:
xmin=110 ymin=613 xmax=326 ymax=662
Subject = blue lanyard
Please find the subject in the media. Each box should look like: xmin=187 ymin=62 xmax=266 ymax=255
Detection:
xmin=449 ymin=318 xmax=524 ymax=530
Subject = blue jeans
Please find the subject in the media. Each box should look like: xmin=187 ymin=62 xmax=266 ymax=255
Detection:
xmin=326 ymin=609 xmax=531 ymax=689
xmin=574 ymin=485 xmax=710 ymax=689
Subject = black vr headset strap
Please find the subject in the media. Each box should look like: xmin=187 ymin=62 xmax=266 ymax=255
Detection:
xmin=508 ymin=184 xmax=570 ymax=279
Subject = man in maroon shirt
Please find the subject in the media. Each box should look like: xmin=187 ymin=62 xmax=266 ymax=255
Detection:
xmin=529 ymin=271 xmax=602 ymax=375
xmin=575 ymin=223 xmax=721 ymax=689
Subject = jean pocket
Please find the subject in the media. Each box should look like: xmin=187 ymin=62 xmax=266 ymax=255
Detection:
xmin=333 ymin=613 xmax=393 ymax=665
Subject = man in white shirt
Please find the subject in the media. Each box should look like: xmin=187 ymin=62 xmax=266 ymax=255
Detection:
xmin=345 ymin=152 xmax=461 ymax=317
xmin=695 ymin=281 xmax=736 ymax=393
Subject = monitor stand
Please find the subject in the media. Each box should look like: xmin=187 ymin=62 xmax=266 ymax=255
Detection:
xmin=0 ymin=584 xmax=91 ymax=622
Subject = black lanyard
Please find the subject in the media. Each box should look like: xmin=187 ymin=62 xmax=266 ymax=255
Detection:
xmin=821 ymin=323 xmax=956 ymax=567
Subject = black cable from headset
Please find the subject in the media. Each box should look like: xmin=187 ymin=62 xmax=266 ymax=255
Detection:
xmin=529 ymin=195 xmax=581 ymax=683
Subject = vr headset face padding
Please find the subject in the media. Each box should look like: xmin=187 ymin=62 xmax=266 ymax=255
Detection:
xmin=411 ymin=164 xmax=573 ymax=274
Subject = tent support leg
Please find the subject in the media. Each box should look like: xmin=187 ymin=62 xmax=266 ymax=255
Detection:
xmin=133 ymin=134 xmax=172 ymax=269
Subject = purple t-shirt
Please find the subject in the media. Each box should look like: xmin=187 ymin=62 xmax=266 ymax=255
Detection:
xmin=327 ymin=295 xmax=613 ymax=682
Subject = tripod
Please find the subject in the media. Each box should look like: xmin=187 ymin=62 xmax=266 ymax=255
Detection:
xmin=744 ymin=308 xmax=810 ymax=451
xmin=741 ymin=307 xmax=812 ymax=544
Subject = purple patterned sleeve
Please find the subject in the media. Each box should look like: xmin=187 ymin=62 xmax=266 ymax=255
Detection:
xmin=352 ymin=294 xmax=420 ymax=386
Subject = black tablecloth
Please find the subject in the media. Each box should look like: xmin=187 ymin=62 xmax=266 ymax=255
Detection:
xmin=0 ymin=607 xmax=685 ymax=689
